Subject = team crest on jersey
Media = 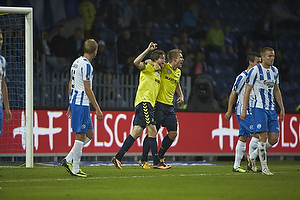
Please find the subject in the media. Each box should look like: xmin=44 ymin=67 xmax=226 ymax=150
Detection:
xmin=257 ymin=124 xmax=261 ymax=129
xmin=167 ymin=69 xmax=172 ymax=74
xmin=155 ymin=71 xmax=159 ymax=76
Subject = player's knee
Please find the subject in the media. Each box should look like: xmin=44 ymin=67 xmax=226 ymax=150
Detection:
xmin=168 ymin=131 xmax=177 ymax=140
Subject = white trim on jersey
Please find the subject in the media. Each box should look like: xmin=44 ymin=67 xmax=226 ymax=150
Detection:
xmin=69 ymin=56 xmax=93 ymax=106
xmin=246 ymin=64 xmax=279 ymax=110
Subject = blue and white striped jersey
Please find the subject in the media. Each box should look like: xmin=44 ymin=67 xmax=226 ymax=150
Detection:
xmin=232 ymin=70 xmax=251 ymax=115
xmin=0 ymin=55 xmax=6 ymax=107
xmin=69 ymin=56 xmax=93 ymax=106
xmin=246 ymin=64 xmax=279 ymax=110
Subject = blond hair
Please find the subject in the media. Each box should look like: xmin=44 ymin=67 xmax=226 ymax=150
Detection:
xmin=83 ymin=39 xmax=98 ymax=54
xmin=167 ymin=49 xmax=182 ymax=61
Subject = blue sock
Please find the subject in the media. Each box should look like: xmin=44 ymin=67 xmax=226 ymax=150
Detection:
xmin=148 ymin=137 xmax=160 ymax=165
xmin=141 ymin=135 xmax=150 ymax=161
xmin=116 ymin=135 xmax=135 ymax=161
xmin=158 ymin=135 xmax=173 ymax=159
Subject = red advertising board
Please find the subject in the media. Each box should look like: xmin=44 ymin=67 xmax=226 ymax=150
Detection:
xmin=1 ymin=110 xmax=300 ymax=154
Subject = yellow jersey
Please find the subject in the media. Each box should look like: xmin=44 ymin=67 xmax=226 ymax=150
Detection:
xmin=157 ymin=63 xmax=181 ymax=105
xmin=134 ymin=63 xmax=161 ymax=107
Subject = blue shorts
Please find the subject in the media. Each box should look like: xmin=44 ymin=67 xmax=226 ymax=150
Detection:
xmin=70 ymin=104 xmax=93 ymax=134
xmin=252 ymin=108 xmax=279 ymax=133
xmin=236 ymin=114 xmax=253 ymax=138
xmin=133 ymin=102 xmax=155 ymax=128
xmin=0 ymin=108 xmax=3 ymax=135
xmin=155 ymin=102 xmax=177 ymax=132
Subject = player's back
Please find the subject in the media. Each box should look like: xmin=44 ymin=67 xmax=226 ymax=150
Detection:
xmin=69 ymin=56 xmax=94 ymax=106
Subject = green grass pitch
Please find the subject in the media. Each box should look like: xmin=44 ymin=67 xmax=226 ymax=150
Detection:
xmin=0 ymin=161 xmax=299 ymax=200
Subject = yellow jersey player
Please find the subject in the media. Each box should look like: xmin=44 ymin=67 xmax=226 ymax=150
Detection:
xmin=111 ymin=42 xmax=170 ymax=169
xmin=139 ymin=49 xmax=184 ymax=169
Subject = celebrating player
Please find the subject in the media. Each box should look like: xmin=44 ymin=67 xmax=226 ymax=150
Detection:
xmin=139 ymin=49 xmax=184 ymax=169
xmin=111 ymin=42 xmax=170 ymax=169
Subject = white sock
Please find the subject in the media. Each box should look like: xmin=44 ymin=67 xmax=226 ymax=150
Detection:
xmin=266 ymin=139 xmax=272 ymax=151
xmin=258 ymin=142 xmax=268 ymax=170
xmin=65 ymin=146 xmax=75 ymax=163
xmin=84 ymin=137 xmax=91 ymax=146
xmin=233 ymin=140 xmax=246 ymax=169
xmin=66 ymin=137 xmax=91 ymax=163
xmin=72 ymin=140 xmax=84 ymax=174
xmin=249 ymin=137 xmax=259 ymax=155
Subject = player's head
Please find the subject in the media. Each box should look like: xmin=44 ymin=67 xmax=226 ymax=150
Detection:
xmin=150 ymin=49 xmax=166 ymax=68
xmin=168 ymin=49 xmax=184 ymax=69
xmin=260 ymin=47 xmax=275 ymax=67
xmin=0 ymin=29 xmax=3 ymax=50
xmin=83 ymin=39 xmax=98 ymax=58
xmin=247 ymin=52 xmax=261 ymax=67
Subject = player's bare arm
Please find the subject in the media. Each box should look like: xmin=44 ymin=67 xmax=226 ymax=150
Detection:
xmin=225 ymin=91 xmax=237 ymax=121
xmin=84 ymin=81 xmax=103 ymax=121
xmin=274 ymin=85 xmax=285 ymax=121
xmin=175 ymin=83 xmax=184 ymax=104
xmin=133 ymin=42 xmax=157 ymax=70
xmin=2 ymin=77 xmax=11 ymax=122
xmin=240 ymin=84 xmax=252 ymax=121
xmin=66 ymin=79 xmax=72 ymax=119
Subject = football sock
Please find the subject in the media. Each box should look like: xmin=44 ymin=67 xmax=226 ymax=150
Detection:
xmin=141 ymin=135 xmax=150 ymax=161
xmin=115 ymin=134 xmax=135 ymax=161
xmin=266 ymin=139 xmax=272 ymax=151
xmin=249 ymin=137 xmax=259 ymax=155
xmin=148 ymin=136 xmax=160 ymax=165
xmin=84 ymin=137 xmax=91 ymax=146
xmin=65 ymin=137 xmax=91 ymax=163
xmin=65 ymin=145 xmax=75 ymax=163
xmin=258 ymin=142 xmax=268 ymax=170
xmin=72 ymin=140 xmax=84 ymax=174
xmin=233 ymin=140 xmax=246 ymax=169
xmin=158 ymin=135 xmax=173 ymax=159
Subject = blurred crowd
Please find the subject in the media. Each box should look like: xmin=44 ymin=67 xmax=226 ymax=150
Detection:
xmin=1 ymin=0 xmax=300 ymax=111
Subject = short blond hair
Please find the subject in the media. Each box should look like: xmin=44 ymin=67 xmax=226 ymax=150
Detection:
xmin=167 ymin=49 xmax=182 ymax=61
xmin=83 ymin=39 xmax=98 ymax=54
xmin=260 ymin=47 xmax=274 ymax=57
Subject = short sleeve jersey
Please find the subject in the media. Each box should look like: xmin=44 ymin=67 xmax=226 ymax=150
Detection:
xmin=69 ymin=56 xmax=94 ymax=106
xmin=156 ymin=63 xmax=181 ymax=106
xmin=246 ymin=64 xmax=279 ymax=110
xmin=0 ymin=55 xmax=6 ymax=106
xmin=134 ymin=63 xmax=161 ymax=107
xmin=232 ymin=70 xmax=251 ymax=115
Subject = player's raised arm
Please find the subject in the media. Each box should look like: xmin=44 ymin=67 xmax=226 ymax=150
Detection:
xmin=133 ymin=42 xmax=157 ymax=70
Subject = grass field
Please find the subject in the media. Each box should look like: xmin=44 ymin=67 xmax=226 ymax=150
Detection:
xmin=0 ymin=161 xmax=300 ymax=200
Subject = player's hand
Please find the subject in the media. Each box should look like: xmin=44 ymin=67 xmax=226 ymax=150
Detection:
xmin=96 ymin=109 xmax=103 ymax=121
xmin=224 ymin=111 xmax=231 ymax=121
xmin=177 ymin=96 xmax=184 ymax=104
xmin=147 ymin=42 xmax=157 ymax=51
xmin=66 ymin=106 xmax=71 ymax=119
xmin=5 ymin=109 xmax=12 ymax=123
xmin=240 ymin=112 xmax=246 ymax=121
